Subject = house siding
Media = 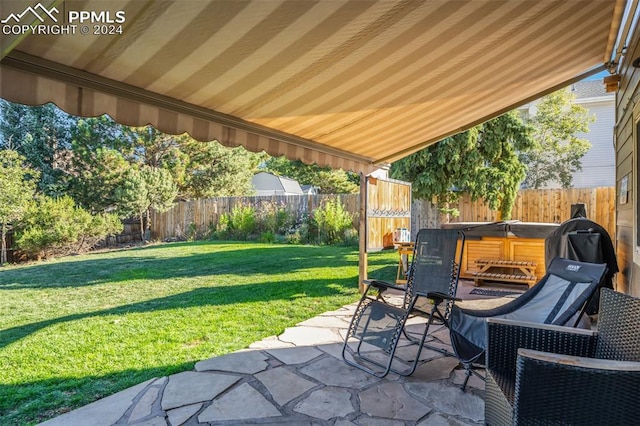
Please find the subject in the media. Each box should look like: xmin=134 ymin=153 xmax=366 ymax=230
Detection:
xmin=615 ymin=24 xmax=640 ymax=297
xmin=572 ymin=100 xmax=615 ymax=188
xmin=519 ymin=83 xmax=615 ymax=189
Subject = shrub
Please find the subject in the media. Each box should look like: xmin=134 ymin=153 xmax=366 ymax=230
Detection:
xmin=311 ymin=199 xmax=354 ymax=245
xmin=185 ymin=222 xmax=198 ymax=242
xmin=16 ymin=195 xmax=122 ymax=259
xmin=215 ymin=204 xmax=257 ymax=240
xmin=213 ymin=198 xmax=355 ymax=245
xmin=80 ymin=212 xmax=124 ymax=250
xmin=256 ymin=201 xmax=296 ymax=235
xmin=340 ymin=228 xmax=360 ymax=246
xmin=284 ymin=230 xmax=302 ymax=245
xmin=258 ymin=231 xmax=276 ymax=243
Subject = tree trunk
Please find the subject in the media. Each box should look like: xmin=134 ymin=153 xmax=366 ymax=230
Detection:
xmin=1 ymin=223 xmax=7 ymax=266
xmin=145 ymin=209 xmax=151 ymax=239
xmin=139 ymin=214 xmax=145 ymax=242
xmin=439 ymin=202 xmax=451 ymax=224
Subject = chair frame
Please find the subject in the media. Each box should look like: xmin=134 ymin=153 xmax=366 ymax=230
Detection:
xmin=342 ymin=228 xmax=464 ymax=378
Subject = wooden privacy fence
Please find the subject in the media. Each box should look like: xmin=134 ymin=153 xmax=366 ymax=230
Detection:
xmin=150 ymin=194 xmax=359 ymax=241
xmin=149 ymin=187 xmax=615 ymax=242
xmin=451 ymin=186 xmax=616 ymax=239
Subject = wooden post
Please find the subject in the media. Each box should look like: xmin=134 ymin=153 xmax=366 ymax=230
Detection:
xmin=359 ymin=173 xmax=368 ymax=293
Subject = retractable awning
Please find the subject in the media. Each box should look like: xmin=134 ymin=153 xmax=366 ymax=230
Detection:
xmin=0 ymin=0 xmax=627 ymax=173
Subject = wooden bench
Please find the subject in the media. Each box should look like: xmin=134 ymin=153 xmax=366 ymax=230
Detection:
xmin=471 ymin=258 xmax=537 ymax=287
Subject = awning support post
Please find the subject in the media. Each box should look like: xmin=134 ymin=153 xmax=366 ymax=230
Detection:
xmin=359 ymin=173 xmax=368 ymax=293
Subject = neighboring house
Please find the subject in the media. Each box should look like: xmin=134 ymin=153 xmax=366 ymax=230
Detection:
xmin=570 ymin=80 xmax=615 ymax=188
xmin=251 ymin=172 xmax=304 ymax=196
xmin=519 ymin=80 xmax=615 ymax=188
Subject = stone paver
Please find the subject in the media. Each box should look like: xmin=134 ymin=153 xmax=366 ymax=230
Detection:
xmin=40 ymin=286 xmax=498 ymax=426
xmin=129 ymin=386 xmax=160 ymax=422
xmin=40 ymin=379 xmax=155 ymax=426
xmin=298 ymin=315 xmax=351 ymax=328
xmin=359 ymin=382 xmax=431 ymax=420
xmin=266 ymin=346 xmax=323 ymax=364
xmin=194 ymin=350 xmax=268 ymax=374
xmin=293 ymin=388 xmax=355 ymax=420
xmin=412 ymin=356 xmax=461 ymax=381
xmin=131 ymin=416 xmax=166 ymax=426
xmin=315 ymin=342 xmax=347 ymax=360
xmin=452 ymin=369 xmax=486 ymax=390
xmin=355 ymin=416 xmax=408 ymax=426
xmin=248 ymin=334 xmax=296 ymax=349
xmin=278 ymin=325 xmax=342 ymax=345
xmin=406 ymin=382 xmax=484 ymax=423
xmin=197 ymin=382 xmax=282 ymax=422
xmin=255 ymin=366 xmax=318 ymax=406
xmin=166 ymin=403 xmax=201 ymax=426
xmin=161 ymin=371 xmax=239 ymax=410
xmin=299 ymin=355 xmax=380 ymax=389
xmin=418 ymin=412 xmax=477 ymax=425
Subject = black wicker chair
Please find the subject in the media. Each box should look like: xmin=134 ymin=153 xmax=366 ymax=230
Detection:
xmin=485 ymin=288 xmax=640 ymax=425
xmin=342 ymin=228 xmax=464 ymax=377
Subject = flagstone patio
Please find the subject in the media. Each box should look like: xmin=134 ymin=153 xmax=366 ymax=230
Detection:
xmin=40 ymin=283 xmax=516 ymax=425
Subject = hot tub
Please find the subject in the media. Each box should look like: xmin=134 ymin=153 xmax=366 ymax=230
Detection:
xmin=441 ymin=221 xmax=559 ymax=285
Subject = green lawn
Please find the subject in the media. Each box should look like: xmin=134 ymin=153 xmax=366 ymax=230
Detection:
xmin=0 ymin=241 xmax=396 ymax=425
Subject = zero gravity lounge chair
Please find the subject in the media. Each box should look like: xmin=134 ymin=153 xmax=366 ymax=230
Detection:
xmin=448 ymin=257 xmax=607 ymax=389
xmin=342 ymin=228 xmax=465 ymax=377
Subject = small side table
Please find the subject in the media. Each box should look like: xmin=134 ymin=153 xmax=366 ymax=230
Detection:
xmin=394 ymin=242 xmax=414 ymax=285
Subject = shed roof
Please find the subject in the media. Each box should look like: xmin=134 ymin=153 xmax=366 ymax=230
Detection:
xmin=252 ymin=172 xmax=304 ymax=194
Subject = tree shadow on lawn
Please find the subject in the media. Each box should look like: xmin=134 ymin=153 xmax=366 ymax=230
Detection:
xmin=0 ymin=242 xmax=365 ymax=290
xmin=0 ymin=275 xmax=357 ymax=350
xmin=0 ymin=362 xmax=194 ymax=425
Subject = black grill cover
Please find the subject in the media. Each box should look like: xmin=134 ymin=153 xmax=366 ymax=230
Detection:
xmin=545 ymin=218 xmax=618 ymax=314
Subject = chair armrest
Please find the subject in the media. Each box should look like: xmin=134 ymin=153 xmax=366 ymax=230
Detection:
xmin=486 ymin=318 xmax=597 ymax=407
xmin=362 ymin=279 xmax=404 ymax=292
xmin=487 ymin=318 xmax=597 ymax=370
xmin=513 ymin=349 xmax=640 ymax=425
xmin=518 ymin=348 xmax=640 ymax=371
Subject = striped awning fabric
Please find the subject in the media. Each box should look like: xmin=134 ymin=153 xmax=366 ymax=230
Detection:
xmin=0 ymin=0 xmax=626 ymax=173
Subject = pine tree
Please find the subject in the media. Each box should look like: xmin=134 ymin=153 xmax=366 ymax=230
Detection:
xmin=0 ymin=150 xmax=39 ymax=264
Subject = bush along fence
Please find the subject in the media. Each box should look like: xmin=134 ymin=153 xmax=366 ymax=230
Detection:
xmin=149 ymin=194 xmax=359 ymax=244
xmin=149 ymin=187 xmax=615 ymax=244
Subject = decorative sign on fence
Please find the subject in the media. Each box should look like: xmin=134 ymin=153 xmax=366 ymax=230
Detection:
xmin=365 ymin=176 xmax=412 ymax=251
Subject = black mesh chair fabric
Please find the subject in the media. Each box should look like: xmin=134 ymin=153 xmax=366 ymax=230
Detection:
xmin=342 ymin=228 xmax=464 ymax=378
xmin=485 ymin=288 xmax=640 ymax=425
xmin=449 ymin=258 xmax=607 ymax=389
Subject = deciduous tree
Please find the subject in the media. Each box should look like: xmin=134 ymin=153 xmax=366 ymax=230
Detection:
xmin=390 ymin=112 xmax=534 ymax=219
xmin=519 ymin=89 xmax=594 ymax=188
